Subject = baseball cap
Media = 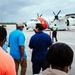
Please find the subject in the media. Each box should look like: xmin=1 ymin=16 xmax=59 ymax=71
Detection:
xmin=16 ymin=22 xmax=24 ymax=27
xmin=2 ymin=24 xmax=6 ymax=27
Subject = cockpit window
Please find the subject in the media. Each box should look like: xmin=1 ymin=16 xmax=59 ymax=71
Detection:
xmin=30 ymin=19 xmax=38 ymax=21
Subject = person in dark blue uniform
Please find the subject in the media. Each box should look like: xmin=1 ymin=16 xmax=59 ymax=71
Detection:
xmin=29 ymin=23 xmax=52 ymax=74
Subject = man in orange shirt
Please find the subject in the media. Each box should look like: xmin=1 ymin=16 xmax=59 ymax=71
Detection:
xmin=0 ymin=26 xmax=16 ymax=75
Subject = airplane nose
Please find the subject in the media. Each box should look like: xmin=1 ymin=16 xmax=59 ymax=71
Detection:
xmin=25 ymin=21 xmax=37 ymax=30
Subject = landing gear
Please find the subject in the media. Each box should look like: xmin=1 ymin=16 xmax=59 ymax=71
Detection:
xmin=26 ymin=28 xmax=28 ymax=30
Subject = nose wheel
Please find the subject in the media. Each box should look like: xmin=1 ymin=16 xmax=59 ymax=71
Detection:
xmin=26 ymin=28 xmax=28 ymax=30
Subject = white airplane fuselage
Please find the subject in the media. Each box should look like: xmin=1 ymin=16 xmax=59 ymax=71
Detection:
xmin=25 ymin=16 xmax=75 ymax=30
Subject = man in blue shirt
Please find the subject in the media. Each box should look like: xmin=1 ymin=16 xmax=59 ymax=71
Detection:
xmin=29 ymin=23 xmax=52 ymax=74
xmin=9 ymin=22 xmax=27 ymax=75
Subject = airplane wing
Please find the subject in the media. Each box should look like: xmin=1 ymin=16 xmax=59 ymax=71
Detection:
xmin=65 ymin=13 xmax=75 ymax=19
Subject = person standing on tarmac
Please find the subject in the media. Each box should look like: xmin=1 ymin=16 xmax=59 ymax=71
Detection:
xmin=52 ymin=24 xmax=58 ymax=43
xmin=29 ymin=23 xmax=52 ymax=74
xmin=9 ymin=22 xmax=27 ymax=75
xmin=2 ymin=24 xmax=9 ymax=53
xmin=0 ymin=26 xmax=16 ymax=75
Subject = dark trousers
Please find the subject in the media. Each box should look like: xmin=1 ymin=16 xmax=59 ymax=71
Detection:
xmin=52 ymin=31 xmax=57 ymax=43
xmin=32 ymin=61 xmax=50 ymax=74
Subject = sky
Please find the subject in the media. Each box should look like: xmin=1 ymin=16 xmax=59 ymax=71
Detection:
xmin=0 ymin=0 xmax=75 ymax=22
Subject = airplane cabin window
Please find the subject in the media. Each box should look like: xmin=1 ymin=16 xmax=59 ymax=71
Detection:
xmin=30 ymin=19 xmax=38 ymax=21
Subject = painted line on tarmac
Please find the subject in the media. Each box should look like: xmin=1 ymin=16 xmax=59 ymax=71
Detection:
xmin=59 ymin=41 xmax=75 ymax=45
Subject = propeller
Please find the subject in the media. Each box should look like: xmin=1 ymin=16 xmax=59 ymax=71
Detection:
xmin=53 ymin=10 xmax=61 ymax=22
xmin=37 ymin=13 xmax=43 ymax=17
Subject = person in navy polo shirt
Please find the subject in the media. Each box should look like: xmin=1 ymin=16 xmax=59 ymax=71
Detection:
xmin=29 ymin=23 xmax=52 ymax=74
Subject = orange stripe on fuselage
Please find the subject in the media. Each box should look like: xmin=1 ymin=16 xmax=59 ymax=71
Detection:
xmin=37 ymin=17 xmax=48 ymax=29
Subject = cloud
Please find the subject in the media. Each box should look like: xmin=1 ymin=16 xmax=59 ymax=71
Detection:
xmin=0 ymin=0 xmax=75 ymax=22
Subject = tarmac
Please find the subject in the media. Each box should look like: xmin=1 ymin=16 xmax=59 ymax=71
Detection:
xmin=6 ymin=25 xmax=75 ymax=75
